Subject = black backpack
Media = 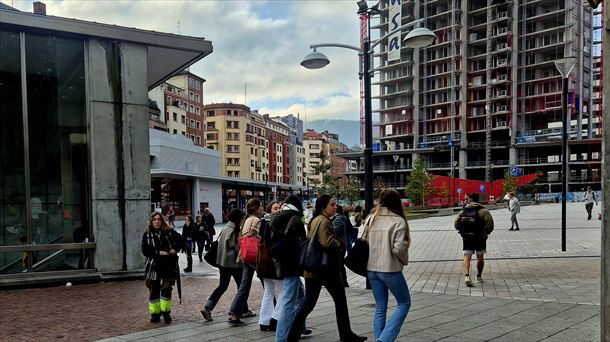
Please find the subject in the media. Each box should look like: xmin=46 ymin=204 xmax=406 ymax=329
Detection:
xmin=457 ymin=207 xmax=484 ymax=237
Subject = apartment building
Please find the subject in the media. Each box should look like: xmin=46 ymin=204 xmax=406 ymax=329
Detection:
xmin=276 ymin=114 xmax=306 ymax=187
xmin=204 ymin=103 xmax=269 ymax=181
xmin=342 ymin=0 xmax=600 ymax=195
xmin=263 ymin=114 xmax=291 ymax=184
xmin=304 ymin=129 xmax=350 ymax=188
xmin=165 ymin=71 xmax=206 ymax=146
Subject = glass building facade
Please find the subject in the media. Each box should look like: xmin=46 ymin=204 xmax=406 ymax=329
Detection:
xmin=0 ymin=30 xmax=91 ymax=274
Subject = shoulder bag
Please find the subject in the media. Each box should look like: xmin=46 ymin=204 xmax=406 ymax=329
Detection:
xmin=344 ymin=216 xmax=372 ymax=277
xmin=203 ymin=238 xmax=219 ymax=268
xmin=299 ymin=218 xmax=336 ymax=273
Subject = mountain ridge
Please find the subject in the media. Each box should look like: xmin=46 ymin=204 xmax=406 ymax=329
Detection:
xmin=305 ymin=119 xmax=360 ymax=148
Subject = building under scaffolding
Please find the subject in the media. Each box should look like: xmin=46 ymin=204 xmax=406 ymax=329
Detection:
xmin=340 ymin=0 xmax=601 ymax=200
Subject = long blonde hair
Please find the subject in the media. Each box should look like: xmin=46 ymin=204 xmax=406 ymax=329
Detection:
xmin=146 ymin=212 xmax=170 ymax=232
xmin=369 ymin=189 xmax=411 ymax=244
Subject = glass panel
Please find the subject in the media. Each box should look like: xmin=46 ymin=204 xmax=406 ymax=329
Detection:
xmin=0 ymin=31 xmax=26 ymax=274
xmin=25 ymin=34 xmax=89 ymax=259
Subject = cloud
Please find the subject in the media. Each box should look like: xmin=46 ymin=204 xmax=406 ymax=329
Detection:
xmin=12 ymin=0 xmax=366 ymax=125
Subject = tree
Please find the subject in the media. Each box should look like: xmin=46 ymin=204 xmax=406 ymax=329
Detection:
xmin=311 ymin=149 xmax=333 ymax=195
xmin=341 ymin=177 xmax=361 ymax=207
xmin=503 ymin=171 xmax=518 ymax=194
xmin=374 ymin=176 xmax=386 ymax=200
xmin=405 ymin=157 xmax=435 ymax=207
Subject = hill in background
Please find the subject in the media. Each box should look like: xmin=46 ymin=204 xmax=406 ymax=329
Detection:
xmin=305 ymin=119 xmax=361 ymax=148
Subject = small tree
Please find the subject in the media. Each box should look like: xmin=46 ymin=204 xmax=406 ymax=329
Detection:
xmin=405 ymin=157 xmax=436 ymax=207
xmin=374 ymin=176 xmax=386 ymax=200
xmin=341 ymin=177 xmax=361 ymax=207
xmin=503 ymin=171 xmax=518 ymax=194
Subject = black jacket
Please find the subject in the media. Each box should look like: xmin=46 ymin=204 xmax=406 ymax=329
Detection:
xmin=141 ymin=228 xmax=184 ymax=277
xmin=269 ymin=210 xmax=306 ymax=278
xmin=182 ymin=222 xmax=197 ymax=240
xmin=203 ymin=213 xmax=216 ymax=234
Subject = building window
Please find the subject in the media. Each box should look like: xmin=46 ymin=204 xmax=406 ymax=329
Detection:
xmin=196 ymin=136 xmax=201 ymax=144
xmin=190 ymin=119 xmax=195 ymax=128
xmin=207 ymin=122 xmax=215 ymax=129
xmin=195 ymin=94 xmax=200 ymax=103
xmin=173 ymin=112 xmax=177 ymax=121
xmin=181 ymin=115 xmax=185 ymax=124
xmin=207 ymin=110 xmax=215 ymax=116
xmin=227 ymin=110 xmax=232 ymax=115
xmin=195 ymin=107 xmax=200 ymax=115
xmin=196 ymin=122 xmax=201 ymax=130
xmin=173 ymin=129 xmax=178 ymax=134
xmin=189 ymin=91 xmax=194 ymax=100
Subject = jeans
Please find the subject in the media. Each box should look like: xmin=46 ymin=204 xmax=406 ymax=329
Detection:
xmin=205 ymin=266 xmax=248 ymax=313
xmin=275 ymin=276 xmax=304 ymax=342
xmin=287 ymin=275 xmax=353 ymax=342
xmin=510 ymin=212 xmax=519 ymax=229
xmin=229 ymin=262 xmax=256 ymax=317
xmin=196 ymin=239 xmax=205 ymax=260
xmin=368 ymin=271 xmax=412 ymax=342
xmin=585 ymin=203 xmax=594 ymax=219
xmin=260 ymin=278 xmax=283 ymax=325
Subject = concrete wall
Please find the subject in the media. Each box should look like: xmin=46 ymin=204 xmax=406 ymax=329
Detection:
xmin=87 ymin=38 xmax=150 ymax=272
xmin=193 ymin=179 xmax=223 ymax=224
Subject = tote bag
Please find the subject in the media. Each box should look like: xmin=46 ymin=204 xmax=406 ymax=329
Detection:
xmin=239 ymin=217 xmax=260 ymax=264
xmin=203 ymin=240 xmax=219 ymax=268
xmin=299 ymin=219 xmax=335 ymax=273
xmin=344 ymin=216 xmax=372 ymax=277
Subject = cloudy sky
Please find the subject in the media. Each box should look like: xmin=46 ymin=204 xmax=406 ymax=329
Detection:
xmin=11 ymin=0 xmax=370 ymax=128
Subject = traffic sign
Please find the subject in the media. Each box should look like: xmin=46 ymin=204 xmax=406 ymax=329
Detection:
xmin=479 ymin=184 xmax=486 ymax=193
xmin=457 ymin=187 xmax=462 ymax=194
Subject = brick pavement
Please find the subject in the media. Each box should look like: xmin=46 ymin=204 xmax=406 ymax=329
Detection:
xmin=0 ymin=202 xmax=602 ymax=341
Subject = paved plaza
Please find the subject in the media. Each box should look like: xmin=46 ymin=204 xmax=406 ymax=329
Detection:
xmin=0 ymin=202 xmax=603 ymax=341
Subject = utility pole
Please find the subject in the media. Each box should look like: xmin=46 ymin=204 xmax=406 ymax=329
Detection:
xmin=601 ymin=2 xmax=609 ymax=339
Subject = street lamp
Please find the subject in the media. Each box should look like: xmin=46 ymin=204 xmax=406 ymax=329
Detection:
xmin=490 ymin=163 xmax=495 ymax=203
xmin=451 ymin=160 xmax=458 ymax=207
xmin=554 ymin=56 xmax=576 ymax=252
xmin=393 ymin=155 xmax=399 ymax=187
xmin=301 ymin=2 xmax=435 ymax=214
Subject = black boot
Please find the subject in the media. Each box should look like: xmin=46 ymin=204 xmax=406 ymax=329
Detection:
xmin=150 ymin=314 xmax=161 ymax=323
xmin=162 ymin=312 xmax=172 ymax=323
xmin=184 ymin=257 xmax=193 ymax=272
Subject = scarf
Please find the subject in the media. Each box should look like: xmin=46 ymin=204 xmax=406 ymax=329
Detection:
xmin=281 ymin=203 xmax=298 ymax=212
xmin=144 ymin=231 xmax=158 ymax=281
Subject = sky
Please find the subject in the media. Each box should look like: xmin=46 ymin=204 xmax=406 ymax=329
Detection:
xmin=10 ymin=0 xmax=369 ymax=129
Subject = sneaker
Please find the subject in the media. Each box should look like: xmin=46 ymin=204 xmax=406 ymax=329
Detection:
xmin=150 ymin=314 xmax=161 ymax=323
xmin=162 ymin=312 xmax=172 ymax=323
xmin=465 ymin=275 xmax=473 ymax=287
xmin=509 ymin=228 xmax=514 ymax=231
xmin=476 ymin=275 xmax=484 ymax=283
xmin=200 ymin=308 xmax=213 ymax=322
xmin=228 ymin=318 xmax=246 ymax=327
xmin=514 ymin=228 xmax=520 ymax=231
xmin=301 ymin=328 xmax=313 ymax=336
xmin=241 ymin=310 xmax=256 ymax=318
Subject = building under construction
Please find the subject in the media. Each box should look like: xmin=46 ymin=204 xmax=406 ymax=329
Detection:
xmin=341 ymin=0 xmax=602 ymax=201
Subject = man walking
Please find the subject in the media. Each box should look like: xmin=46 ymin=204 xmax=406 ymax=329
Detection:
xmin=455 ymin=193 xmax=494 ymax=287
xmin=507 ymin=191 xmax=520 ymax=231
xmin=583 ymin=186 xmax=598 ymax=220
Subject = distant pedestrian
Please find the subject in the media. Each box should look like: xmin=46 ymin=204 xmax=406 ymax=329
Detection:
xmin=167 ymin=205 xmax=175 ymax=229
xmin=332 ymin=204 xmax=350 ymax=287
xmin=142 ymin=212 xmax=184 ymax=323
xmin=203 ymin=207 xmax=216 ymax=250
xmin=194 ymin=215 xmax=207 ymax=262
xmin=366 ymin=189 xmax=411 ymax=342
xmin=507 ymin=192 xmax=520 ymax=231
xmin=181 ymin=216 xmax=196 ymax=272
xmin=287 ymin=194 xmax=367 ymax=342
xmin=353 ymin=205 xmax=363 ymax=228
xmin=454 ymin=193 xmax=494 ymax=287
xmin=583 ymin=186 xmax=598 ymax=220
xmin=200 ymin=209 xmax=250 ymax=322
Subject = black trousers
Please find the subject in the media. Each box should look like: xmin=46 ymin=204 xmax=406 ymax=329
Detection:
xmin=586 ymin=203 xmax=594 ymax=219
xmin=196 ymin=239 xmax=205 ymax=260
xmin=287 ymin=274 xmax=353 ymax=342
xmin=205 ymin=266 xmax=249 ymax=313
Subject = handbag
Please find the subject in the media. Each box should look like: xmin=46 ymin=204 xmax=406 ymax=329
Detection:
xmin=299 ymin=219 xmax=336 ymax=273
xmin=203 ymin=240 xmax=219 ymax=267
xmin=344 ymin=216 xmax=372 ymax=277
xmin=239 ymin=217 xmax=260 ymax=264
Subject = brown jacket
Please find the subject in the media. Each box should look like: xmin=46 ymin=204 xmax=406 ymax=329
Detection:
xmin=304 ymin=214 xmax=344 ymax=278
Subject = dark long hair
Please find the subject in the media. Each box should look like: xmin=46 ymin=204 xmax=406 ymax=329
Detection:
xmin=183 ymin=215 xmax=194 ymax=229
xmin=246 ymin=198 xmax=262 ymax=216
xmin=309 ymin=194 xmax=333 ymax=226
xmin=227 ymin=208 xmax=245 ymax=243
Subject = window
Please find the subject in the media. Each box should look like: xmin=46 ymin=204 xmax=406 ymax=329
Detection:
xmin=227 ymin=110 xmax=232 ymax=115
xmin=173 ymin=112 xmax=177 ymax=121
xmin=196 ymin=136 xmax=201 ymax=144
xmin=190 ymin=104 xmax=194 ymax=112
xmin=195 ymin=107 xmax=200 ymax=115
xmin=190 ymin=119 xmax=195 ymax=128
xmin=196 ymin=122 xmax=201 ymax=130
xmin=189 ymin=92 xmax=194 ymax=100
xmin=233 ymin=110 xmax=239 ymax=116
xmin=181 ymin=115 xmax=185 ymax=124
xmin=207 ymin=122 xmax=215 ymax=129
xmin=173 ymin=129 xmax=178 ymax=134
xmin=207 ymin=110 xmax=215 ymax=116
xmin=195 ymin=94 xmax=200 ymax=103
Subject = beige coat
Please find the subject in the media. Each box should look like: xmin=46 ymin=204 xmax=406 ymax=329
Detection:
xmin=304 ymin=214 xmax=344 ymax=278
xmin=366 ymin=207 xmax=410 ymax=273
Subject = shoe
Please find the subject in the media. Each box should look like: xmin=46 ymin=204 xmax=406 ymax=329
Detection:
xmin=514 ymin=228 xmax=519 ymax=231
xmin=260 ymin=324 xmax=272 ymax=331
xmin=228 ymin=318 xmax=246 ymax=326
xmin=476 ymin=275 xmax=484 ymax=283
xmin=509 ymin=228 xmax=514 ymax=231
xmin=339 ymin=335 xmax=366 ymax=342
xmin=269 ymin=318 xmax=277 ymax=331
xmin=199 ymin=257 xmax=203 ymax=262
xmin=242 ymin=310 xmax=256 ymax=318
xmin=465 ymin=275 xmax=473 ymax=287
xmin=150 ymin=314 xmax=160 ymax=323
xmin=162 ymin=312 xmax=172 ymax=323
xmin=200 ymin=308 xmax=213 ymax=322
xmin=301 ymin=328 xmax=313 ymax=336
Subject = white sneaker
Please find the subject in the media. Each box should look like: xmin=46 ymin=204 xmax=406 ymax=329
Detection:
xmin=465 ymin=275 xmax=473 ymax=287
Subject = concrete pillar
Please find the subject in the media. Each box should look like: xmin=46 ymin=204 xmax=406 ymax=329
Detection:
xmin=601 ymin=4 xmax=610 ymax=340
xmin=87 ymin=39 xmax=149 ymax=272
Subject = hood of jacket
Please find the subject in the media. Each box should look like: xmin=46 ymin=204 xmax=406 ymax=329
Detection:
xmin=464 ymin=202 xmax=485 ymax=210
xmin=270 ymin=209 xmax=300 ymax=233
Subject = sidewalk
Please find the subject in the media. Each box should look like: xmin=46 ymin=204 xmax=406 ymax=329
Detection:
xmin=0 ymin=202 xmax=601 ymax=341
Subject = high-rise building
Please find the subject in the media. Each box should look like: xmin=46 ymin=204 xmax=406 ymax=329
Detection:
xmin=342 ymin=0 xmax=600 ymax=196
xmin=304 ymin=129 xmax=350 ymax=192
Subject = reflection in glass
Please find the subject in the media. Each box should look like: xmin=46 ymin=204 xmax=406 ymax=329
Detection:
xmin=0 ymin=31 xmax=27 ymax=274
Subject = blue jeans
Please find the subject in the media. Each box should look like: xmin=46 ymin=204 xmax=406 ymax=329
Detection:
xmin=229 ymin=262 xmax=255 ymax=317
xmin=368 ymin=271 xmax=412 ymax=342
xmin=275 ymin=276 xmax=304 ymax=342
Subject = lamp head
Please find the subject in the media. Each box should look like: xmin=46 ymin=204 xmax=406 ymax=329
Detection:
xmin=300 ymin=50 xmax=330 ymax=69
xmin=356 ymin=0 xmax=368 ymax=14
xmin=403 ymin=27 xmax=436 ymax=48
xmin=554 ymin=56 xmax=577 ymax=78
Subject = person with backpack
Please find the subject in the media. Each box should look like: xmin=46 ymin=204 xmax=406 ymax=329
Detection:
xmin=507 ymin=191 xmax=520 ymax=231
xmin=583 ymin=186 xmax=598 ymax=220
xmin=454 ymin=193 xmax=494 ymax=287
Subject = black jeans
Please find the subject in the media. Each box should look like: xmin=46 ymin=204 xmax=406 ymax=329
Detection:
xmin=586 ymin=203 xmax=594 ymax=219
xmin=229 ymin=262 xmax=255 ymax=317
xmin=287 ymin=274 xmax=353 ymax=342
xmin=196 ymin=239 xmax=205 ymax=260
xmin=205 ymin=266 xmax=248 ymax=313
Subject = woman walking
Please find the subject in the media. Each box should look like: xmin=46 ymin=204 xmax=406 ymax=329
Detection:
xmin=181 ymin=215 xmax=196 ymax=272
xmin=287 ymin=194 xmax=367 ymax=342
xmin=200 ymin=209 xmax=251 ymax=322
xmin=227 ymin=198 xmax=263 ymax=326
xmin=194 ymin=215 xmax=207 ymax=262
xmin=141 ymin=212 xmax=184 ymax=323
xmin=367 ymin=189 xmax=411 ymax=342
xmin=258 ymin=201 xmax=282 ymax=331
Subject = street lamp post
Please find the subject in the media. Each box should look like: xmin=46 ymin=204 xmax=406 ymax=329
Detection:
xmin=554 ymin=56 xmax=576 ymax=252
xmin=490 ymin=163 xmax=495 ymax=204
xmin=451 ymin=160 xmax=458 ymax=207
xmin=301 ymin=2 xmax=435 ymax=214
xmin=393 ymin=155 xmax=399 ymax=188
